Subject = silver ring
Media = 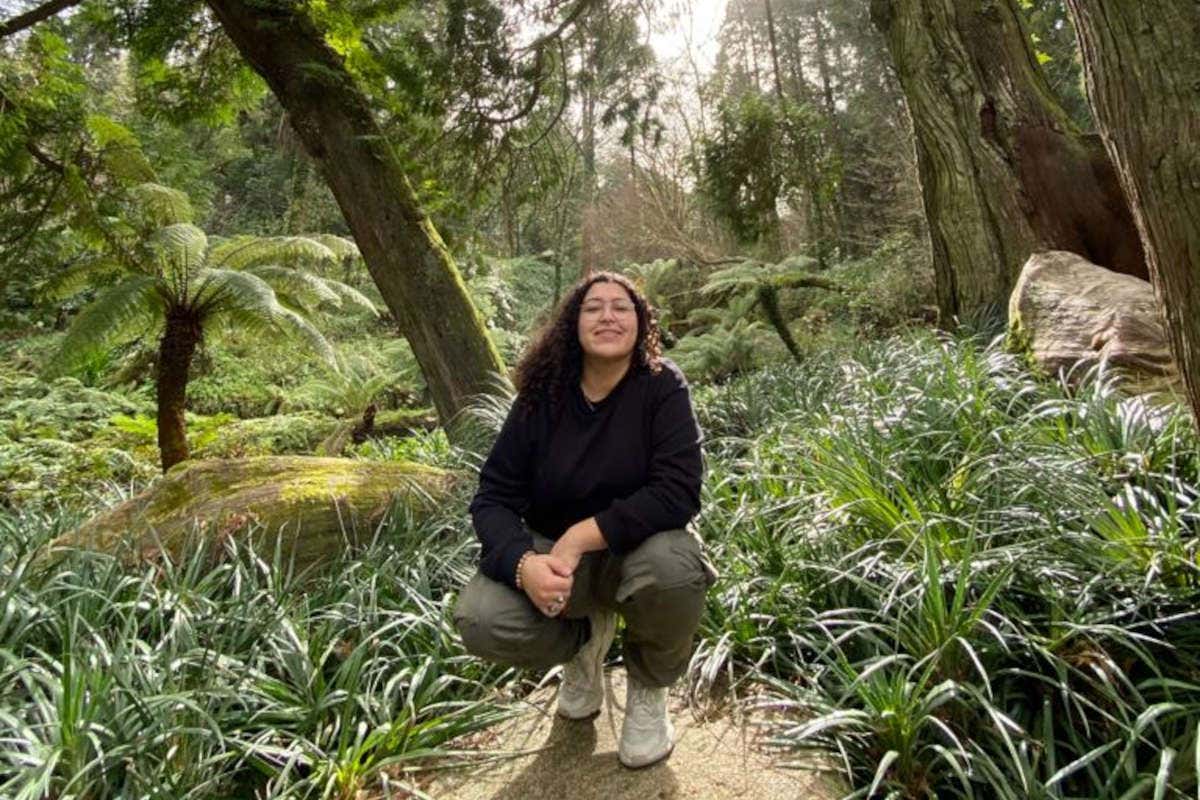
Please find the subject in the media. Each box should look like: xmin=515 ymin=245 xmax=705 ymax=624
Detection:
xmin=555 ymin=595 xmax=565 ymax=604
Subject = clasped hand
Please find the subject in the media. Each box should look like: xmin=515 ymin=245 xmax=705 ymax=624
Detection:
xmin=519 ymin=518 xmax=605 ymax=617
xmin=520 ymin=553 xmax=574 ymax=617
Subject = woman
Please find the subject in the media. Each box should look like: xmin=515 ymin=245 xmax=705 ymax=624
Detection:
xmin=454 ymin=271 xmax=716 ymax=769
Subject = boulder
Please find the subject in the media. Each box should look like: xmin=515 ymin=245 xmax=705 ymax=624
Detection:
xmin=52 ymin=456 xmax=458 ymax=570
xmin=1008 ymin=251 xmax=1181 ymax=395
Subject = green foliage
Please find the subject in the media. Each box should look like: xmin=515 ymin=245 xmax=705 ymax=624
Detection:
xmin=834 ymin=232 xmax=936 ymax=332
xmin=297 ymin=353 xmax=418 ymax=419
xmin=671 ymin=318 xmax=774 ymax=383
xmin=0 ymin=374 xmax=157 ymax=512
xmin=698 ymin=93 xmax=833 ymax=253
xmin=1019 ymin=0 xmax=1093 ymax=129
xmin=691 ymin=331 xmax=1200 ymax=798
xmin=478 ymin=253 xmax=560 ymax=334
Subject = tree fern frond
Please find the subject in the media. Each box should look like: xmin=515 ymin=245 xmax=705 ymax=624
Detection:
xmin=306 ymin=234 xmax=360 ymax=261
xmin=672 ymin=319 xmax=769 ymax=382
xmin=126 ymin=182 xmax=194 ymax=227
xmin=46 ymin=275 xmax=163 ymax=376
xmin=319 ymin=277 xmax=378 ymax=316
xmin=249 ymin=265 xmax=342 ymax=310
xmin=198 ymin=269 xmax=338 ymax=370
xmin=40 ymin=256 xmax=125 ymax=301
xmin=207 ymin=235 xmax=338 ymax=270
xmin=700 ymin=259 xmax=763 ymax=296
xmin=148 ymin=223 xmax=208 ymax=292
xmin=268 ymin=305 xmax=338 ymax=370
xmin=684 ymin=306 xmax=728 ymax=330
xmin=192 ymin=268 xmax=279 ymax=320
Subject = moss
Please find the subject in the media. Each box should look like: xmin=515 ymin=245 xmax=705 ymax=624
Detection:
xmin=54 ymin=456 xmax=457 ymax=573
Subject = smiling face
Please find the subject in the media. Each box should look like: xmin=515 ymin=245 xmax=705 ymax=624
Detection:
xmin=577 ymin=280 xmax=639 ymax=362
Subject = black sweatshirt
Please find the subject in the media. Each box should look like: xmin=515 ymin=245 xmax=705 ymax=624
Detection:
xmin=469 ymin=358 xmax=704 ymax=589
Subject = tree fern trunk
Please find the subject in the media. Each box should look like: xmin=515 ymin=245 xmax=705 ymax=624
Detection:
xmin=869 ymin=0 xmax=1146 ymax=322
xmin=206 ymin=0 xmax=506 ymax=430
xmin=756 ymin=283 xmax=803 ymax=364
xmin=156 ymin=308 xmax=200 ymax=473
xmin=1065 ymin=0 xmax=1200 ymax=424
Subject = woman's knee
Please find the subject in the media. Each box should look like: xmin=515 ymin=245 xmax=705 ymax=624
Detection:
xmin=617 ymin=529 xmax=717 ymax=603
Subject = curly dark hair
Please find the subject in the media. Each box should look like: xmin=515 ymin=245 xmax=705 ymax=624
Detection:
xmin=514 ymin=271 xmax=662 ymax=413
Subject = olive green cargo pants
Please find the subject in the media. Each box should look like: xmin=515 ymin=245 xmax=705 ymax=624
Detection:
xmin=454 ymin=528 xmax=717 ymax=688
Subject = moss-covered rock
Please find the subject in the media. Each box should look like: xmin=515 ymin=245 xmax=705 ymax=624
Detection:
xmin=53 ymin=456 xmax=459 ymax=570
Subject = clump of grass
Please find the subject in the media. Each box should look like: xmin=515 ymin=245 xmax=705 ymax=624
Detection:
xmin=0 ymin=492 xmax=511 ymax=799
xmin=693 ymin=329 xmax=1200 ymax=798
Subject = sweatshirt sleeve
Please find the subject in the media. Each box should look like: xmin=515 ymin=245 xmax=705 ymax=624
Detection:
xmin=468 ymin=402 xmax=536 ymax=589
xmin=595 ymin=363 xmax=703 ymax=554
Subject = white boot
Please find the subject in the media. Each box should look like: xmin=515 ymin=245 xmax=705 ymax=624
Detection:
xmin=556 ymin=611 xmax=617 ymax=720
xmin=618 ymin=675 xmax=675 ymax=768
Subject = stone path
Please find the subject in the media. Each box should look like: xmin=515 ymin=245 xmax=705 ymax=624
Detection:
xmin=419 ymin=669 xmax=844 ymax=800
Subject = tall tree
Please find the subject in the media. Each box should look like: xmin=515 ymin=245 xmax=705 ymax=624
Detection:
xmin=203 ymin=0 xmax=506 ymax=428
xmin=1065 ymin=0 xmax=1200 ymax=422
xmin=869 ymin=0 xmax=1145 ymax=321
xmin=570 ymin=1 xmax=660 ymax=276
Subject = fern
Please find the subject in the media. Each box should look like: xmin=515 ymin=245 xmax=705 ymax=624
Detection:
xmin=126 ymin=182 xmax=194 ymax=227
xmin=672 ymin=318 xmax=771 ymax=382
xmin=207 ymin=235 xmax=341 ymax=270
xmin=48 ymin=275 xmax=163 ymax=375
xmin=85 ymin=115 xmax=156 ymax=185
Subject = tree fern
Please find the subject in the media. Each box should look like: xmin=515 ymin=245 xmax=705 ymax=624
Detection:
xmin=45 ymin=168 xmax=362 ymax=470
xmin=699 ymin=256 xmax=840 ymax=364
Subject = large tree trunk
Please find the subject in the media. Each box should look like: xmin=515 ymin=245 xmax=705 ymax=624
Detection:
xmin=869 ymin=0 xmax=1146 ymax=322
xmin=156 ymin=308 xmax=201 ymax=473
xmin=1064 ymin=0 xmax=1200 ymax=422
xmin=205 ymin=0 xmax=505 ymax=428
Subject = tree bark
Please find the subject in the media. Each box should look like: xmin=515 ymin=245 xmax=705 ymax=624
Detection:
xmin=1065 ymin=0 xmax=1200 ymax=422
xmin=156 ymin=308 xmax=201 ymax=473
xmin=756 ymin=283 xmax=803 ymax=363
xmin=0 ymin=0 xmax=83 ymax=38
xmin=870 ymin=0 xmax=1146 ymax=322
xmin=205 ymin=0 xmax=506 ymax=428
xmin=811 ymin=9 xmax=847 ymax=256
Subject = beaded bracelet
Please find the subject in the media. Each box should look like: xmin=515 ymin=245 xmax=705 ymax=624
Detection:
xmin=514 ymin=550 xmax=534 ymax=591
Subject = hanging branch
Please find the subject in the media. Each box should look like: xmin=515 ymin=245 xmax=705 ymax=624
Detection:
xmin=0 ymin=0 xmax=85 ymax=38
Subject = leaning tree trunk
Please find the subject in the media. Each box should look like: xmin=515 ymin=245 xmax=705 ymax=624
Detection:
xmin=869 ymin=0 xmax=1146 ymax=322
xmin=156 ymin=308 xmax=201 ymax=473
xmin=206 ymin=0 xmax=505 ymax=429
xmin=1064 ymin=0 xmax=1200 ymax=423
xmin=756 ymin=283 xmax=804 ymax=364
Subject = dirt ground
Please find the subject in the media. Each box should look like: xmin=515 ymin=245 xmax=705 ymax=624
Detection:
xmin=407 ymin=669 xmax=844 ymax=800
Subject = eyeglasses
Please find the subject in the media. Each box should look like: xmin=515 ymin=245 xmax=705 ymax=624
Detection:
xmin=580 ymin=300 xmax=636 ymax=316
